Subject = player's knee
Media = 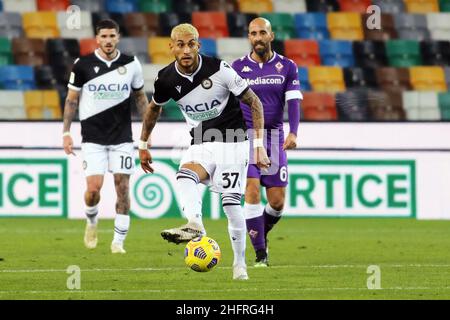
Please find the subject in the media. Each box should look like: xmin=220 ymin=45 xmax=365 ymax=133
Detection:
xmin=85 ymin=190 xmax=100 ymax=205
xmin=268 ymin=199 xmax=284 ymax=212
xmin=245 ymin=184 xmax=260 ymax=203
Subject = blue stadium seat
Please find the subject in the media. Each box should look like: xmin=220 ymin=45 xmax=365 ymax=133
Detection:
xmin=372 ymin=0 xmax=406 ymax=14
xmin=105 ymin=0 xmax=137 ymax=14
xmin=319 ymin=40 xmax=354 ymax=67
xmin=0 ymin=65 xmax=35 ymax=90
xmin=71 ymin=0 xmax=106 ymax=12
xmin=199 ymin=38 xmax=217 ymax=58
xmin=298 ymin=67 xmax=311 ymax=91
xmin=294 ymin=13 xmax=329 ymax=40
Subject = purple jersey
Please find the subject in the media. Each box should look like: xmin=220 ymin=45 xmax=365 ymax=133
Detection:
xmin=232 ymin=52 xmax=302 ymax=134
xmin=232 ymin=52 xmax=302 ymax=187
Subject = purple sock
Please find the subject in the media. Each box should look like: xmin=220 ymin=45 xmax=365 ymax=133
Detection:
xmin=246 ymin=215 xmax=266 ymax=251
xmin=264 ymin=210 xmax=281 ymax=240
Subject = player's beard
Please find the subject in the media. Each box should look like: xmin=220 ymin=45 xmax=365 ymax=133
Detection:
xmin=253 ymin=42 xmax=269 ymax=59
xmin=101 ymin=44 xmax=117 ymax=58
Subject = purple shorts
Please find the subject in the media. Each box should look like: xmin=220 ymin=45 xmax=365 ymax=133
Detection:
xmin=247 ymin=137 xmax=288 ymax=188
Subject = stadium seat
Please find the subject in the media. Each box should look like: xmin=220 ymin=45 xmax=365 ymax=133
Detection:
xmin=445 ymin=66 xmax=450 ymax=88
xmin=343 ymin=67 xmax=377 ymax=88
xmin=79 ymin=38 xmax=98 ymax=56
xmin=368 ymin=90 xmax=406 ymax=121
xmin=336 ymin=89 xmax=370 ymax=121
xmin=227 ymin=12 xmax=258 ymax=38
xmin=426 ymin=13 xmax=450 ymax=41
xmin=319 ymin=40 xmax=354 ymax=67
xmin=260 ymin=13 xmax=296 ymax=41
xmin=47 ymin=39 xmax=79 ymax=63
xmin=12 ymin=38 xmax=47 ymax=66
xmin=298 ymin=67 xmax=311 ymax=91
xmin=294 ymin=13 xmax=329 ymax=40
xmin=410 ymin=66 xmax=447 ymax=91
xmin=159 ymin=12 xmax=192 ymax=36
xmin=173 ymin=0 xmax=204 ymax=13
xmin=2 ymin=0 xmax=37 ymax=12
xmin=204 ymin=0 xmax=238 ymax=12
xmin=362 ymin=13 xmax=398 ymax=41
xmin=105 ymin=0 xmax=138 ymax=13
xmin=393 ymin=13 xmax=430 ymax=41
xmin=386 ymin=40 xmax=422 ymax=67
xmin=420 ymin=40 xmax=450 ymax=66
xmin=71 ymin=0 xmax=105 ymax=12
xmin=404 ymin=0 xmax=439 ymax=13
xmin=272 ymin=39 xmax=285 ymax=55
xmin=148 ymin=37 xmax=173 ymax=64
xmin=142 ymin=63 xmax=165 ymax=92
xmin=0 ymin=65 xmax=35 ymax=90
xmin=285 ymin=40 xmax=320 ymax=67
xmin=305 ymin=0 xmax=339 ymax=12
xmin=192 ymin=12 xmax=229 ymax=39
xmin=273 ymin=0 xmax=306 ymax=13
xmin=92 ymin=12 xmax=127 ymax=36
xmin=124 ymin=13 xmax=160 ymax=37
xmin=309 ymin=66 xmax=345 ymax=93
xmin=375 ymin=67 xmax=412 ymax=92
xmin=57 ymin=11 xmax=94 ymax=39
xmin=117 ymin=37 xmax=150 ymax=63
xmin=216 ymin=37 xmax=251 ymax=64
xmin=327 ymin=12 xmax=364 ymax=40
xmin=138 ymin=0 xmax=172 ymax=13
xmin=199 ymin=38 xmax=217 ymax=57
xmin=24 ymin=90 xmax=61 ymax=119
xmin=0 ymin=12 xmax=23 ymax=39
xmin=338 ymin=0 xmax=372 ymax=13
xmin=438 ymin=92 xmax=450 ymax=120
xmin=403 ymin=91 xmax=441 ymax=120
xmin=0 ymin=90 xmax=26 ymax=119
xmin=440 ymin=0 xmax=450 ymax=11
xmin=23 ymin=12 xmax=60 ymax=39
xmin=238 ymin=0 xmax=272 ymax=13
xmin=34 ymin=65 xmax=58 ymax=88
xmin=353 ymin=40 xmax=388 ymax=68
xmin=371 ymin=0 xmax=405 ymax=14
xmin=302 ymin=92 xmax=337 ymax=120
xmin=0 ymin=38 xmax=13 ymax=65
xmin=37 ymin=0 xmax=70 ymax=11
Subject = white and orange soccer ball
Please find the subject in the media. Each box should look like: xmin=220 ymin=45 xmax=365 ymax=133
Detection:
xmin=184 ymin=236 xmax=221 ymax=272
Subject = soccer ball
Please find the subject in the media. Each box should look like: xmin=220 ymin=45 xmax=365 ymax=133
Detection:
xmin=184 ymin=236 xmax=221 ymax=272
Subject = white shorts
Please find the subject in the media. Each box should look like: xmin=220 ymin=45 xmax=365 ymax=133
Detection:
xmin=81 ymin=142 xmax=135 ymax=177
xmin=180 ymin=140 xmax=249 ymax=194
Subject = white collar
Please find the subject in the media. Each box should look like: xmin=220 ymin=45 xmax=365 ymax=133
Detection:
xmin=175 ymin=54 xmax=203 ymax=82
xmin=247 ymin=51 xmax=278 ymax=65
xmin=95 ymin=49 xmax=121 ymax=67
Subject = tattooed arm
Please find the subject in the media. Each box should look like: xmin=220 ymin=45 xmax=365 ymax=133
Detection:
xmin=132 ymin=88 xmax=149 ymax=117
xmin=139 ymin=100 xmax=162 ymax=173
xmin=62 ymin=89 xmax=80 ymax=156
xmin=239 ymin=88 xmax=271 ymax=169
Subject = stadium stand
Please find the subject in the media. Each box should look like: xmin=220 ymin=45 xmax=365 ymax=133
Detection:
xmin=24 ymin=89 xmax=61 ymax=119
xmin=0 ymin=90 xmax=26 ymax=119
xmin=0 ymin=0 xmax=448 ymax=121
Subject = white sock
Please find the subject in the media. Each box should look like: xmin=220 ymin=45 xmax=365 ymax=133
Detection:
xmin=113 ymin=214 xmax=130 ymax=245
xmin=85 ymin=205 xmax=98 ymax=225
xmin=244 ymin=202 xmax=264 ymax=219
xmin=222 ymin=194 xmax=247 ymax=267
xmin=176 ymin=168 xmax=204 ymax=229
xmin=265 ymin=203 xmax=283 ymax=217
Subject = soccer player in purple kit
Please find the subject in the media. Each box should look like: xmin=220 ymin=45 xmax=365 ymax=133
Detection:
xmin=232 ymin=18 xmax=302 ymax=267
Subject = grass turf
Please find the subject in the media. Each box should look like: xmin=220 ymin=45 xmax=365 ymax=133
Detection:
xmin=0 ymin=218 xmax=450 ymax=300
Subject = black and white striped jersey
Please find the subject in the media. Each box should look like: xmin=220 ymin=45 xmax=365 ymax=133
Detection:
xmin=68 ymin=49 xmax=144 ymax=145
xmin=153 ymin=54 xmax=249 ymax=144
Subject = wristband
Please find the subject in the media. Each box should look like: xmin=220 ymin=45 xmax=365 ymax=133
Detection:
xmin=138 ymin=140 xmax=148 ymax=150
xmin=253 ymin=138 xmax=264 ymax=148
xmin=62 ymin=132 xmax=71 ymax=137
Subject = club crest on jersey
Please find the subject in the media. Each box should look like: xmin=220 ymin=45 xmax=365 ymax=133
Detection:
xmin=275 ymin=62 xmax=284 ymax=73
xmin=117 ymin=66 xmax=127 ymax=75
xmin=201 ymin=78 xmax=212 ymax=89
xmin=93 ymin=66 xmax=100 ymax=74
xmin=241 ymin=66 xmax=252 ymax=73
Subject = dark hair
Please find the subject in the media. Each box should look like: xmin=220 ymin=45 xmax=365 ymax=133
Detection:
xmin=95 ymin=19 xmax=120 ymax=35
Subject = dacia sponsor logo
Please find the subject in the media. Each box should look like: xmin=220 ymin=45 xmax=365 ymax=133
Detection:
xmin=88 ymin=83 xmax=129 ymax=100
xmin=178 ymin=99 xmax=221 ymax=113
xmin=245 ymin=75 xmax=285 ymax=86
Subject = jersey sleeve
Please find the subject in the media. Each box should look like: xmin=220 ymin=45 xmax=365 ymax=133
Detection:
xmin=285 ymin=60 xmax=303 ymax=102
xmin=220 ymin=60 xmax=248 ymax=98
xmin=131 ymin=56 xmax=145 ymax=91
xmin=67 ymin=58 xmax=84 ymax=91
xmin=152 ymin=74 xmax=171 ymax=106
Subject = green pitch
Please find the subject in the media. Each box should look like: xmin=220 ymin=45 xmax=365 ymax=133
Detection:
xmin=1 ymin=218 xmax=450 ymax=300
